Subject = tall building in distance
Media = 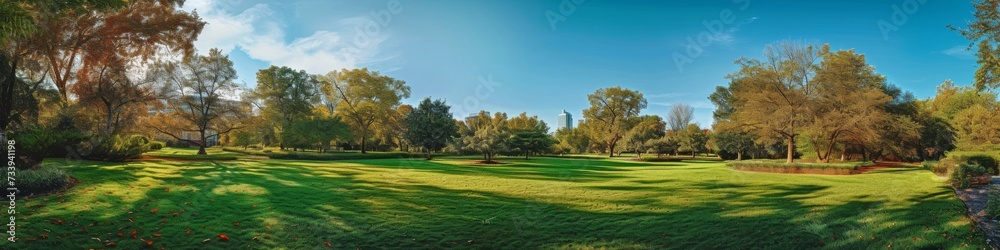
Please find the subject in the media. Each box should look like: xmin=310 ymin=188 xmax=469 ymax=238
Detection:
xmin=558 ymin=110 xmax=573 ymax=131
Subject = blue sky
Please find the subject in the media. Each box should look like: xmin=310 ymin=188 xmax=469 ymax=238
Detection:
xmin=182 ymin=0 xmax=978 ymax=130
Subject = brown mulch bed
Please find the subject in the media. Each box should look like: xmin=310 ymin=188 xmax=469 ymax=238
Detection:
xmin=953 ymin=178 xmax=1000 ymax=248
xmin=731 ymin=166 xmax=854 ymax=175
xmin=732 ymin=162 xmax=906 ymax=175
xmin=20 ymin=176 xmax=80 ymax=199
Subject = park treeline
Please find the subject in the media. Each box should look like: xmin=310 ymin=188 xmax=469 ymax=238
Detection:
xmin=2 ymin=0 xmax=1000 ymax=175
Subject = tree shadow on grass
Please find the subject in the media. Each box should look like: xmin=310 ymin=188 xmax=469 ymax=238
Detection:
xmin=4 ymin=158 xmax=987 ymax=249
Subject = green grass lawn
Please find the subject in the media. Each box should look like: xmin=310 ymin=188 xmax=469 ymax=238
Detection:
xmin=143 ymin=147 xmax=244 ymax=161
xmin=1 ymin=154 xmax=986 ymax=249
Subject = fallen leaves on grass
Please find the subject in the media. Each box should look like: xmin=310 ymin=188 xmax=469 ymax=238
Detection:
xmin=150 ymin=208 xmax=159 ymax=214
xmin=218 ymin=233 xmax=229 ymax=241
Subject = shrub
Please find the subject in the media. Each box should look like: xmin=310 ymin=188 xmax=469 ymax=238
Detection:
xmin=0 ymin=166 xmax=70 ymax=195
xmin=85 ymin=134 xmax=150 ymax=161
xmin=941 ymin=152 xmax=1000 ymax=175
xmin=222 ymin=147 xmax=268 ymax=156
xmin=11 ymin=126 xmax=87 ymax=168
xmin=988 ymin=190 xmax=1000 ymax=218
xmin=728 ymin=160 xmax=870 ymax=175
xmin=149 ymin=141 xmax=165 ymax=150
xmin=966 ymin=155 xmax=999 ymax=175
xmin=922 ymin=160 xmax=952 ymax=176
xmin=949 ymin=164 xmax=989 ymax=188
xmin=266 ymin=151 xmax=425 ymax=160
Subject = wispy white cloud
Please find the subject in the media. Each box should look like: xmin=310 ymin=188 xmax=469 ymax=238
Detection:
xmin=182 ymin=0 xmax=391 ymax=74
xmin=942 ymin=45 xmax=975 ymax=60
xmin=711 ymin=17 xmax=757 ymax=45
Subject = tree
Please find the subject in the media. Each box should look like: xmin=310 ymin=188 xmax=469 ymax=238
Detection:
xmin=727 ymin=41 xmax=818 ymax=163
xmin=583 ymin=87 xmax=647 ymax=157
xmin=463 ymin=111 xmax=510 ymax=162
xmin=404 ymin=98 xmax=459 ymax=160
xmin=148 ymin=49 xmax=243 ymax=155
xmin=555 ymin=126 xmax=591 ymax=154
xmin=952 ymin=104 xmax=1000 ymax=150
xmin=230 ymin=129 xmax=259 ymax=150
xmin=72 ymin=45 xmax=158 ymax=135
xmin=622 ymin=115 xmax=666 ymax=159
xmin=914 ymin=109 xmax=955 ymax=160
xmin=508 ymin=113 xmax=554 ymax=159
xmin=678 ymin=124 xmax=709 ymax=158
xmin=802 ymin=46 xmax=892 ymax=162
xmin=667 ymin=103 xmax=694 ymax=132
xmin=26 ymin=0 xmax=203 ymax=106
xmin=283 ymin=115 xmax=350 ymax=152
xmin=324 ymin=68 xmax=411 ymax=153
xmin=253 ymin=66 xmax=323 ymax=150
xmin=713 ymin=130 xmax=755 ymax=160
xmin=1 ymin=0 xmax=125 ymax=137
xmin=928 ymin=80 xmax=996 ymax=120
xmin=951 ymin=0 xmax=1000 ymax=90
xmin=708 ymin=86 xmax=736 ymax=122
xmin=647 ymin=136 xmax=679 ymax=158
xmin=386 ymin=104 xmax=413 ymax=151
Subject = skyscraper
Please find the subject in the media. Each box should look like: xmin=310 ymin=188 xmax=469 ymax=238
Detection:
xmin=558 ymin=110 xmax=573 ymax=130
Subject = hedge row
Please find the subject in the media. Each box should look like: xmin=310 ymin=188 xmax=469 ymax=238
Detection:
xmin=223 ymin=147 xmax=426 ymax=160
xmin=2 ymin=166 xmax=71 ymax=195
xmin=728 ymin=160 xmax=868 ymax=170
xmin=268 ymin=151 xmax=426 ymax=160
xmin=728 ymin=160 xmax=871 ymax=175
xmin=925 ymin=151 xmax=1000 ymax=176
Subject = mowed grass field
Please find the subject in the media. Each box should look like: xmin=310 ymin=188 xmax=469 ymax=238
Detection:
xmin=0 ymin=148 xmax=987 ymax=249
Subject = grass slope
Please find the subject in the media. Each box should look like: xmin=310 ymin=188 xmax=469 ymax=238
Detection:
xmin=0 ymin=154 xmax=986 ymax=249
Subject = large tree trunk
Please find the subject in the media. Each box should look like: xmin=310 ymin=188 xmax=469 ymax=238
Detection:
xmin=737 ymin=151 xmax=743 ymax=161
xmin=0 ymin=53 xmax=17 ymax=134
xmin=426 ymin=148 xmax=432 ymax=160
xmin=106 ymin=104 xmax=115 ymax=135
xmin=524 ymin=150 xmax=529 ymax=160
xmin=786 ymin=136 xmax=795 ymax=163
xmin=361 ymin=136 xmax=367 ymax=154
xmin=197 ymin=130 xmax=208 ymax=155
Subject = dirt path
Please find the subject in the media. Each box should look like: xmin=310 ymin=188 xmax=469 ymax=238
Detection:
xmin=954 ymin=177 xmax=1000 ymax=249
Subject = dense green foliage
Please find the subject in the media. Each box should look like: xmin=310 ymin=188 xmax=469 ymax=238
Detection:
xmin=85 ymin=134 xmax=150 ymax=161
xmin=403 ymin=98 xmax=458 ymax=159
xmin=988 ymin=190 xmax=1000 ymax=218
xmin=12 ymin=125 xmax=88 ymax=168
xmin=1 ymin=165 xmax=69 ymax=195
xmin=949 ymin=164 xmax=989 ymax=188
